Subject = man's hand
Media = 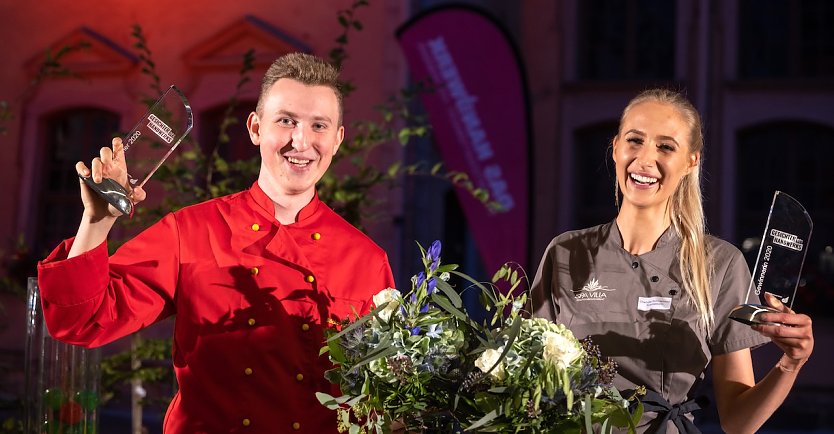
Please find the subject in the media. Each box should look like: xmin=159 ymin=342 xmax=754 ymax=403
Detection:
xmin=76 ymin=137 xmax=146 ymax=219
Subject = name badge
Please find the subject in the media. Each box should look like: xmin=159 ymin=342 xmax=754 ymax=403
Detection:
xmin=637 ymin=296 xmax=672 ymax=311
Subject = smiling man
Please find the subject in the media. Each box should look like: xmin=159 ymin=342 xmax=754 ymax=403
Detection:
xmin=249 ymin=55 xmax=346 ymax=223
xmin=37 ymin=53 xmax=395 ymax=433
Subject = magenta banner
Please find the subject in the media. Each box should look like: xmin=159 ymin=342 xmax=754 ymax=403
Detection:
xmin=397 ymin=6 xmax=531 ymax=277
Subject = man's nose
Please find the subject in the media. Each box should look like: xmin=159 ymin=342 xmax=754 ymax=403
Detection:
xmin=291 ymin=125 xmax=309 ymax=152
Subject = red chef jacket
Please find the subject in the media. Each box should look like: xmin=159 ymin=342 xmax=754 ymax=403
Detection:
xmin=37 ymin=181 xmax=396 ymax=433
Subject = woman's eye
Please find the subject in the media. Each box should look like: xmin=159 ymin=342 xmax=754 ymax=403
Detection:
xmin=657 ymin=143 xmax=676 ymax=152
xmin=626 ymin=137 xmax=643 ymax=145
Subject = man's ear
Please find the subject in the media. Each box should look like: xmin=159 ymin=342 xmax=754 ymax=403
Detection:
xmin=333 ymin=125 xmax=345 ymax=155
xmin=246 ymin=111 xmax=261 ymax=146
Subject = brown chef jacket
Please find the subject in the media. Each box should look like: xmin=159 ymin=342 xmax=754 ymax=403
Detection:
xmin=530 ymin=220 xmax=769 ymax=434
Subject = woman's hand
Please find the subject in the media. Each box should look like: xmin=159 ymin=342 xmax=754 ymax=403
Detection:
xmin=754 ymin=292 xmax=814 ymax=370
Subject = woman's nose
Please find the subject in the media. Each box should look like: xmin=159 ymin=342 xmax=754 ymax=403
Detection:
xmin=634 ymin=144 xmax=654 ymax=168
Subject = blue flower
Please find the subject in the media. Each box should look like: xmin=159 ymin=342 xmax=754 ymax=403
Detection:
xmin=427 ymin=240 xmax=442 ymax=264
xmin=417 ymin=362 xmax=435 ymax=374
xmin=410 ymin=326 xmax=422 ymax=336
xmin=420 ymin=303 xmax=430 ymax=314
xmin=426 ymin=277 xmax=437 ymax=295
xmin=416 ymin=272 xmax=426 ymax=289
xmin=426 ymin=323 xmax=442 ymax=338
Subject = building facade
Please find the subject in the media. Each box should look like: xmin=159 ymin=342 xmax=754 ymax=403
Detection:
xmin=2 ymin=0 xmax=833 ymax=431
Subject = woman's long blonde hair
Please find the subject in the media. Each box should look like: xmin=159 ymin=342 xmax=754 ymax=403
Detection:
xmin=617 ymin=88 xmax=714 ymax=332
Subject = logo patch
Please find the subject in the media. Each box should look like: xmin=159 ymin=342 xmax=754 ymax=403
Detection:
xmin=575 ymin=277 xmax=616 ymax=301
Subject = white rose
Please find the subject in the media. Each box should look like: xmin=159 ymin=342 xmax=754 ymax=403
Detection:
xmin=372 ymin=288 xmax=400 ymax=322
xmin=542 ymin=331 xmax=583 ymax=369
xmin=475 ymin=348 xmax=507 ymax=381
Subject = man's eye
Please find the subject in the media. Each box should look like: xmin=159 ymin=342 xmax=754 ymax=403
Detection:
xmin=278 ymin=118 xmax=295 ymax=126
xmin=312 ymin=123 xmax=327 ymax=131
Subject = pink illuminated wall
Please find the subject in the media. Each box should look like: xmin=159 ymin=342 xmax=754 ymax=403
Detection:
xmin=0 ymin=0 xmax=408 ymax=345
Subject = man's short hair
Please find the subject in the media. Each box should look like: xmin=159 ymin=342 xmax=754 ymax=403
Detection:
xmin=256 ymin=52 xmax=343 ymax=125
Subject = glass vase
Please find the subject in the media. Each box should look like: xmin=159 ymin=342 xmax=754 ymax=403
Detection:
xmin=25 ymin=277 xmax=101 ymax=434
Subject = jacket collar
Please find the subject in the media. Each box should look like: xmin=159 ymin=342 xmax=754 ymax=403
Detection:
xmin=605 ymin=219 xmax=681 ymax=280
xmin=247 ymin=181 xmax=321 ymax=225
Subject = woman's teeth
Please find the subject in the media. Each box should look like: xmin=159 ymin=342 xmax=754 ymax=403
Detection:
xmin=630 ymin=173 xmax=658 ymax=185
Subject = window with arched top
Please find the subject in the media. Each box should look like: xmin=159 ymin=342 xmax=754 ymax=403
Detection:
xmin=738 ymin=0 xmax=834 ymax=79
xmin=35 ymin=108 xmax=120 ymax=255
xmin=197 ymin=101 xmax=260 ymax=192
xmin=736 ymin=121 xmax=834 ymax=316
xmin=577 ymin=0 xmax=676 ymax=81
xmin=573 ymin=121 xmax=619 ymax=228
xmin=199 ymin=102 xmax=259 ymax=163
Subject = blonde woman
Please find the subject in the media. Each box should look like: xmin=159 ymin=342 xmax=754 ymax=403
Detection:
xmin=530 ymin=89 xmax=814 ymax=434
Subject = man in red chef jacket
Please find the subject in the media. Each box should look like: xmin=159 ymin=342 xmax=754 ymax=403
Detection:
xmin=37 ymin=53 xmax=395 ymax=433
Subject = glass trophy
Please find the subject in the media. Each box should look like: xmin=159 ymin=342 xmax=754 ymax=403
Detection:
xmin=729 ymin=191 xmax=813 ymax=325
xmin=80 ymin=85 xmax=193 ymax=216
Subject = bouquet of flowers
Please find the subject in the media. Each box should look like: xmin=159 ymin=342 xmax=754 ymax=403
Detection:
xmin=317 ymin=241 xmax=642 ymax=433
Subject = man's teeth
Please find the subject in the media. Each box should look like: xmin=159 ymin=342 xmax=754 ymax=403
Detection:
xmin=287 ymin=156 xmax=311 ymax=166
xmin=630 ymin=173 xmax=658 ymax=184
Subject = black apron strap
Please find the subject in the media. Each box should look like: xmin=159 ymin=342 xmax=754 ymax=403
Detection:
xmin=627 ymin=389 xmax=706 ymax=434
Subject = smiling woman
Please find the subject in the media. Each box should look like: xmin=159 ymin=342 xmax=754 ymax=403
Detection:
xmin=614 ymin=101 xmax=699 ymax=222
xmin=530 ymin=88 xmax=815 ymax=434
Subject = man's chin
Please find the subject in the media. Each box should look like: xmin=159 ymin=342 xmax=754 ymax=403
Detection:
xmin=284 ymin=177 xmax=322 ymax=195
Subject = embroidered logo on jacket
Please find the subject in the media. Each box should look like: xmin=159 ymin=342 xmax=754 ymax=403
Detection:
xmin=575 ymin=277 xmax=616 ymax=301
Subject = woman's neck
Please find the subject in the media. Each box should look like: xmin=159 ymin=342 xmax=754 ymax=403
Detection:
xmin=616 ymin=204 xmax=672 ymax=255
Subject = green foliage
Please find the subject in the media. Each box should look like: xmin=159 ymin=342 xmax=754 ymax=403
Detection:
xmin=1 ymin=1 xmax=504 ymax=427
xmin=330 ymin=0 xmax=370 ymax=88
xmin=132 ymin=24 xmax=162 ymax=96
xmin=0 ymin=41 xmax=95 ymax=434
xmin=121 ymin=26 xmax=258 ymax=235
xmin=318 ymin=242 xmax=642 ymax=433
xmin=0 ymin=40 xmax=92 ymax=296
xmin=29 ymin=41 xmax=92 ymax=88
xmin=319 ymin=4 xmax=503 ymax=227
xmin=100 ymin=337 xmax=174 ymax=407
xmin=1 ymin=39 xmax=91 ymax=136
xmin=318 ymin=85 xmax=434 ymax=228
xmin=100 ymin=24 xmax=258 ymax=409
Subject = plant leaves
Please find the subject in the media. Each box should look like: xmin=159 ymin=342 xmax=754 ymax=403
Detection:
xmin=465 ymin=409 xmax=499 ymax=431
xmin=434 ymin=279 xmax=462 ymax=308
